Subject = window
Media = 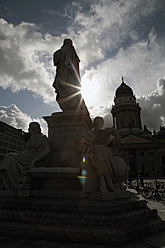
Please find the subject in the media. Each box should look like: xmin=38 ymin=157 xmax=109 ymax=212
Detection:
xmin=0 ymin=155 xmax=4 ymax=161
xmin=0 ymin=141 xmax=8 ymax=147
xmin=0 ymin=134 xmax=8 ymax=141
xmin=161 ymin=155 xmax=165 ymax=165
xmin=129 ymin=149 xmax=135 ymax=155
xmin=0 ymin=148 xmax=7 ymax=153
xmin=17 ymin=141 xmax=24 ymax=146
xmin=151 ymin=163 xmax=155 ymax=170
xmin=8 ymin=144 xmax=16 ymax=149
xmin=17 ymin=146 xmax=23 ymax=151
xmin=132 ymin=120 xmax=134 ymax=127
xmin=141 ymin=163 xmax=145 ymax=171
xmin=8 ymin=150 xmax=15 ymax=153
xmin=9 ymin=137 xmax=16 ymax=143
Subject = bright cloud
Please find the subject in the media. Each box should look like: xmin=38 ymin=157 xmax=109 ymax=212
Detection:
xmin=0 ymin=104 xmax=47 ymax=134
xmin=0 ymin=104 xmax=34 ymax=131
xmin=0 ymin=19 xmax=56 ymax=103
xmin=70 ymin=0 xmax=159 ymax=57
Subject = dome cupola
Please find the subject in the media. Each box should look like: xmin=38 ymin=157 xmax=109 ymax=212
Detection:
xmin=115 ymin=77 xmax=133 ymax=97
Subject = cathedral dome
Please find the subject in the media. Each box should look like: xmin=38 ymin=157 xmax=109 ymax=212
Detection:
xmin=116 ymin=77 xmax=133 ymax=97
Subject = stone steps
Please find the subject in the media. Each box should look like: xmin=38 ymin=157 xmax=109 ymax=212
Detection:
xmin=0 ymin=194 xmax=164 ymax=245
xmin=0 ymin=195 xmax=146 ymax=213
xmin=0 ymin=236 xmax=116 ymax=248
xmin=0 ymin=217 xmax=164 ymax=245
xmin=0 ymin=208 xmax=158 ymax=226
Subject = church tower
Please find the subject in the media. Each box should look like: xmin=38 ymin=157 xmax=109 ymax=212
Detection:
xmin=111 ymin=77 xmax=142 ymax=135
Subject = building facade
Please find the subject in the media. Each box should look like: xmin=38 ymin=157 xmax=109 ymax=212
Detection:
xmin=0 ymin=121 xmax=28 ymax=164
xmin=111 ymin=78 xmax=165 ymax=176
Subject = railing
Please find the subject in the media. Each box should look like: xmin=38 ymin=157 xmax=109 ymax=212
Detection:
xmin=127 ymin=177 xmax=165 ymax=202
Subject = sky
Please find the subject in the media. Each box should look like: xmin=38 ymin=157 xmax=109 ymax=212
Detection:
xmin=0 ymin=0 xmax=165 ymax=134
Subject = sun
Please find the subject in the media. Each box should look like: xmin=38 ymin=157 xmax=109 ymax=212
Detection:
xmin=81 ymin=78 xmax=100 ymax=105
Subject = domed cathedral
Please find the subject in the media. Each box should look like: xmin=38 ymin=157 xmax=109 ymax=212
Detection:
xmin=111 ymin=78 xmax=165 ymax=177
xmin=111 ymin=77 xmax=142 ymax=135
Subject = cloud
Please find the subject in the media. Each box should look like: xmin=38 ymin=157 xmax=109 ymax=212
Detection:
xmin=0 ymin=0 xmax=165 ymax=132
xmin=138 ymin=77 xmax=165 ymax=130
xmin=0 ymin=19 xmax=57 ymax=103
xmin=0 ymin=104 xmax=47 ymax=134
xmin=83 ymin=32 xmax=164 ymax=91
xmin=69 ymin=0 xmax=159 ymax=60
xmin=0 ymin=104 xmax=33 ymax=131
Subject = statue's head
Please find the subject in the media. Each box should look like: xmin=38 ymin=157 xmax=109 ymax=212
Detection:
xmin=93 ymin=116 xmax=104 ymax=131
xmin=63 ymin=38 xmax=73 ymax=47
xmin=29 ymin=122 xmax=41 ymax=134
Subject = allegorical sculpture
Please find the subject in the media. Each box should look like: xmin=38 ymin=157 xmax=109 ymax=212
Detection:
xmin=52 ymin=38 xmax=88 ymax=112
xmin=79 ymin=116 xmax=130 ymax=192
xmin=0 ymin=122 xmax=51 ymax=196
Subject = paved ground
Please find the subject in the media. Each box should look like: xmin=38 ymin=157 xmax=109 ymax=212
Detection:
xmin=124 ymin=189 xmax=165 ymax=248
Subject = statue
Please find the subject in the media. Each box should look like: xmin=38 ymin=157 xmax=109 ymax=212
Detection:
xmin=79 ymin=117 xmax=130 ymax=192
xmin=52 ymin=38 xmax=88 ymax=112
xmin=0 ymin=122 xmax=51 ymax=196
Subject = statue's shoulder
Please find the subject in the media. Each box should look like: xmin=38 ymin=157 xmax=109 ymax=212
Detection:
xmin=54 ymin=48 xmax=61 ymax=55
xmin=54 ymin=49 xmax=62 ymax=59
xmin=35 ymin=134 xmax=48 ymax=144
xmin=53 ymin=48 xmax=65 ymax=65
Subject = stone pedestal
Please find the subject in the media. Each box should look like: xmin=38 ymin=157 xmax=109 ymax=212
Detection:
xmin=0 ymin=193 xmax=165 ymax=246
xmin=39 ymin=111 xmax=93 ymax=192
xmin=43 ymin=111 xmax=93 ymax=167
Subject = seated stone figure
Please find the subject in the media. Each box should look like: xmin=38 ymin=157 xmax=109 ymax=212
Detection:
xmin=0 ymin=122 xmax=51 ymax=196
xmin=79 ymin=116 xmax=130 ymax=192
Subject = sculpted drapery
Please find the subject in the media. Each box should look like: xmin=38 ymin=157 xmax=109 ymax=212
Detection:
xmin=0 ymin=122 xmax=51 ymax=193
xmin=79 ymin=117 xmax=130 ymax=192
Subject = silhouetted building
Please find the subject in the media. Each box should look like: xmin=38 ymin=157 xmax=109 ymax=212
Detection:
xmin=111 ymin=77 xmax=142 ymax=135
xmin=112 ymin=78 xmax=165 ymax=176
xmin=0 ymin=121 xmax=28 ymax=164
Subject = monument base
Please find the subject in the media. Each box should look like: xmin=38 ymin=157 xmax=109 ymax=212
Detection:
xmin=0 ymin=191 xmax=165 ymax=246
xmin=43 ymin=111 xmax=93 ymax=167
xmin=29 ymin=167 xmax=82 ymax=191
